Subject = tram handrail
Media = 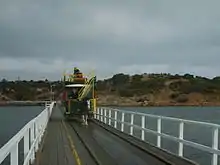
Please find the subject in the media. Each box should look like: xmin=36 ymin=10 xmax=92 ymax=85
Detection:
xmin=95 ymin=107 xmax=219 ymax=165
xmin=77 ymin=70 xmax=94 ymax=98
xmin=0 ymin=101 xmax=55 ymax=165
xmin=78 ymin=76 xmax=95 ymax=100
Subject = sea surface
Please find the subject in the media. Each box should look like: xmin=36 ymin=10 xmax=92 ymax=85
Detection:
xmin=0 ymin=106 xmax=220 ymax=165
xmin=118 ymin=106 xmax=220 ymax=124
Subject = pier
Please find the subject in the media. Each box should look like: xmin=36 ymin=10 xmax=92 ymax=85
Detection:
xmin=0 ymin=102 xmax=219 ymax=165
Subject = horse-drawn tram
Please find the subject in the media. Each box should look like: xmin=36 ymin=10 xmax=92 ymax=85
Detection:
xmin=61 ymin=67 xmax=97 ymax=125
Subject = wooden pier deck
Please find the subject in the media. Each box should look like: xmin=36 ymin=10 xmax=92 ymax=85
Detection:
xmin=34 ymin=106 xmax=197 ymax=165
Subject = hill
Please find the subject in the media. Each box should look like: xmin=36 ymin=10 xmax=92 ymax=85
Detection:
xmin=96 ymin=73 xmax=220 ymax=106
xmin=1 ymin=73 xmax=220 ymax=106
xmin=0 ymin=79 xmax=62 ymax=101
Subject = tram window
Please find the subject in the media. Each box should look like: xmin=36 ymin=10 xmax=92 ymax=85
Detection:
xmin=67 ymin=88 xmax=77 ymax=99
xmin=66 ymin=87 xmax=84 ymax=99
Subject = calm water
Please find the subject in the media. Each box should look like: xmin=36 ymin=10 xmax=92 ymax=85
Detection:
xmin=0 ymin=106 xmax=220 ymax=165
xmin=118 ymin=106 xmax=220 ymax=124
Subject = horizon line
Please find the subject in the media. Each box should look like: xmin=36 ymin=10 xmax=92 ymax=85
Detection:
xmin=1 ymin=72 xmax=219 ymax=82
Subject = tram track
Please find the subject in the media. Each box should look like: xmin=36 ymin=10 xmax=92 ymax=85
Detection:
xmin=67 ymin=121 xmax=179 ymax=165
xmin=91 ymin=120 xmax=197 ymax=165
xmin=92 ymin=120 xmax=175 ymax=165
xmin=69 ymin=122 xmax=102 ymax=165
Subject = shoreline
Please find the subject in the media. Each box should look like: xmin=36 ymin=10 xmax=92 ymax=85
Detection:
xmin=1 ymin=100 xmax=220 ymax=107
xmin=0 ymin=101 xmax=47 ymax=107
xmin=98 ymin=103 xmax=220 ymax=107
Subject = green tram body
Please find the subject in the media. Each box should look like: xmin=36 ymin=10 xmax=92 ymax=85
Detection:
xmin=62 ymin=82 xmax=96 ymax=121
xmin=61 ymin=68 xmax=97 ymax=121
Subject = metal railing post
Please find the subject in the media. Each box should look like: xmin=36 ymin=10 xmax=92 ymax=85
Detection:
xmin=141 ymin=115 xmax=145 ymax=140
xmin=94 ymin=107 xmax=97 ymax=119
xmin=157 ymin=117 xmax=161 ymax=147
xmin=97 ymin=108 xmax=100 ymax=120
xmin=104 ymin=109 xmax=107 ymax=124
xmin=24 ymin=129 xmax=30 ymax=164
xmin=212 ymin=127 xmax=218 ymax=165
xmin=30 ymin=123 xmax=35 ymax=163
xmin=114 ymin=111 xmax=117 ymax=129
xmin=108 ymin=109 xmax=111 ymax=126
xmin=178 ymin=121 xmax=184 ymax=156
xmin=130 ymin=114 xmax=134 ymax=135
xmin=101 ymin=108 xmax=103 ymax=122
xmin=35 ymin=121 xmax=39 ymax=152
xmin=10 ymin=143 xmax=18 ymax=165
xmin=121 ymin=112 xmax=125 ymax=132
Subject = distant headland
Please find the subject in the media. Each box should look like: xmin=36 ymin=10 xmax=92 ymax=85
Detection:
xmin=1 ymin=73 xmax=220 ymax=106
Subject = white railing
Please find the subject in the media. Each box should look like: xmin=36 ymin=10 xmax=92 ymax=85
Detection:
xmin=95 ymin=107 xmax=220 ymax=165
xmin=0 ymin=101 xmax=55 ymax=165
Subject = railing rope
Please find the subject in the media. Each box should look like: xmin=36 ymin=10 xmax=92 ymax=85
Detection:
xmin=95 ymin=107 xmax=220 ymax=165
xmin=0 ymin=101 xmax=55 ymax=165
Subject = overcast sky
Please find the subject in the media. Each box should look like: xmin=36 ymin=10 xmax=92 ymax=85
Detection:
xmin=0 ymin=0 xmax=219 ymax=80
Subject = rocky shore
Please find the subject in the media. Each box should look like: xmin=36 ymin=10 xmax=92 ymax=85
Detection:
xmin=97 ymin=94 xmax=220 ymax=107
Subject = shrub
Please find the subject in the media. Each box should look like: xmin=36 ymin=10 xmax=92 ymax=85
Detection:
xmin=175 ymin=94 xmax=188 ymax=103
xmin=169 ymin=92 xmax=180 ymax=99
xmin=118 ymin=89 xmax=134 ymax=97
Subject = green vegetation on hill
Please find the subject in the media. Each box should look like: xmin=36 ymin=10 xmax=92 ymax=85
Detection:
xmin=0 ymin=79 xmax=62 ymax=101
xmin=97 ymin=73 xmax=220 ymax=94
xmin=1 ymin=73 xmax=220 ymax=106
xmin=96 ymin=73 xmax=220 ymax=106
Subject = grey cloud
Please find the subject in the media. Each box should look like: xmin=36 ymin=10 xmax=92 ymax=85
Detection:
xmin=0 ymin=0 xmax=220 ymax=79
